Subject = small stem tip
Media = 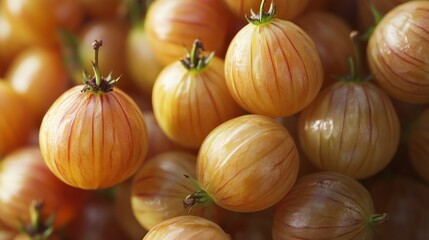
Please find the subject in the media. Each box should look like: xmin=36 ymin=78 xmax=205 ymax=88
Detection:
xmin=245 ymin=0 xmax=276 ymax=25
xmin=183 ymin=189 xmax=212 ymax=213
xmin=369 ymin=213 xmax=388 ymax=226
xmin=29 ymin=200 xmax=44 ymax=229
xmin=21 ymin=200 xmax=55 ymax=240
xmin=183 ymin=176 xmax=213 ymax=213
xmin=350 ymin=31 xmax=362 ymax=80
xmin=180 ymin=39 xmax=214 ymax=71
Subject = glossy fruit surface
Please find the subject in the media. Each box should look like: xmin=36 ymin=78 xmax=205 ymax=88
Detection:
xmin=132 ymin=151 xmax=223 ymax=230
xmin=39 ymin=85 xmax=148 ymax=189
xmin=143 ymin=215 xmax=230 ymax=240
xmin=356 ymin=0 xmax=410 ymax=32
xmin=367 ymin=1 xmax=429 ymax=103
xmin=142 ymin=111 xmax=189 ymax=161
xmin=0 ymin=9 xmax=30 ymax=75
xmin=195 ymin=114 xmax=299 ymax=212
xmin=144 ymin=0 xmax=229 ymax=66
xmin=0 ymin=81 xmax=34 ymax=158
xmin=273 ymin=171 xmax=387 ymax=240
xmin=293 ymin=10 xmax=353 ymax=87
xmin=280 ymin=114 xmax=319 ymax=177
xmin=126 ymin=25 xmax=162 ymax=97
xmin=152 ymin=40 xmax=243 ymax=149
xmin=5 ymin=47 xmax=70 ymax=125
xmin=0 ymin=147 xmax=87 ymax=230
xmin=1 ymin=0 xmax=83 ymax=47
xmin=224 ymin=1 xmax=323 ymax=117
xmin=298 ymin=81 xmax=400 ymax=179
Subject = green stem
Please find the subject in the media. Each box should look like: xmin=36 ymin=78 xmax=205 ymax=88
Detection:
xmin=369 ymin=213 xmax=388 ymax=226
xmin=29 ymin=201 xmax=42 ymax=230
xmin=350 ymin=31 xmax=362 ymax=80
xmin=347 ymin=57 xmax=355 ymax=81
xmin=337 ymin=30 xmax=371 ymax=82
xmin=183 ymin=189 xmax=213 ymax=213
xmin=127 ymin=0 xmax=140 ymax=27
xmin=180 ymin=39 xmax=214 ymax=72
xmin=370 ymin=1 xmax=383 ymax=25
xmin=359 ymin=1 xmax=384 ymax=41
xmin=184 ymin=175 xmax=200 ymax=189
xmin=125 ymin=0 xmax=147 ymax=28
xmin=81 ymin=39 xmax=119 ymax=93
xmin=92 ymin=40 xmax=103 ymax=87
xmin=245 ymin=0 xmax=276 ymax=25
xmin=21 ymin=200 xmax=55 ymax=240
xmin=58 ymin=29 xmax=84 ymax=85
xmin=190 ymin=40 xmax=199 ymax=69
xmin=259 ymin=0 xmax=266 ymax=21
xmin=183 ymin=175 xmax=214 ymax=213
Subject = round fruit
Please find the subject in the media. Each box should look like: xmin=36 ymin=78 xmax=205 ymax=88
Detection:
xmin=0 ymin=147 xmax=88 ymax=230
xmin=0 ymin=81 xmax=34 ymax=158
xmin=187 ymin=114 xmax=299 ymax=212
xmin=126 ymin=24 xmax=162 ymax=97
xmin=152 ymin=39 xmax=243 ymax=149
xmin=131 ymin=151 xmax=223 ymax=230
xmin=5 ymin=47 xmax=70 ymax=125
xmin=39 ymin=41 xmax=148 ymax=189
xmin=298 ymin=80 xmax=400 ymax=179
xmin=224 ymin=0 xmax=323 ymax=117
xmin=367 ymin=1 xmax=429 ymax=103
xmin=143 ymin=215 xmax=230 ymax=240
xmin=1 ymin=0 xmax=83 ymax=47
xmin=144 ymin=0 xmax=229 ymax=66
xmin=367 ymin=176 xmax=429 ymax=240
xmin=273 ymin=171 xmax=387 ymax=240
xmin=293 ymin=10 xmax=354 ymax=87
